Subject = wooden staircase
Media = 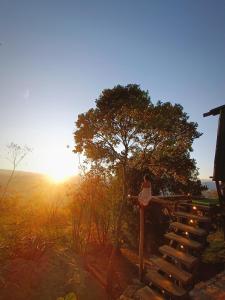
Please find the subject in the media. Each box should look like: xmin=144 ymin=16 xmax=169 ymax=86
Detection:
xmin=142 ymin=201 xmax=213 ymax=300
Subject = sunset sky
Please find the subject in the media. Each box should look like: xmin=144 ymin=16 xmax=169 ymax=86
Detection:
xmin=0 ymin=0 xmax=225 ymax=180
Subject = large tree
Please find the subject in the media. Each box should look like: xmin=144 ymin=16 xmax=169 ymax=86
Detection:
xmin=74 ymin=85 xmax=152 ymax=230
xmin=74 ymin=86 xmax=201 ymax=194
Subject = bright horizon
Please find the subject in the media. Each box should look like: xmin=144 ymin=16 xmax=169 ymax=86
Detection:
xmin=0 ymin=1 xmax=225 ymax=180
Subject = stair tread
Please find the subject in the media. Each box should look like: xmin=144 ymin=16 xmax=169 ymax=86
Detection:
xmin=151 ymin=257 xmax=192 ymax=284
xmin=178 ymin=202 xmax=211 ymax=211
xmin=146 ymin=270 xmax=186 ymax=297
xmin=174 ymin=211 xmax=210 ymax=222
xmin=159 ymin=245 xmax=198 ymax=268
xmin=135 ymin=286 xmax=165 ymax=300
xmin=165 ymin=232 xmax=202 ymax=249
xmin=171 ymin=222 xmax=207 ymax=236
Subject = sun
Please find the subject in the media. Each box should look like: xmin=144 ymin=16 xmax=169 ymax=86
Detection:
xmin=40 ymin=147 xmax=78 ymax=184
xmin=45 ymin=166 xmax=74 ymax=184
xmin=47 ymin=171 xmax=70 ymax=183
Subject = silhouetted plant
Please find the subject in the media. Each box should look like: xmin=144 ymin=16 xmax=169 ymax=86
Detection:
xmin=1 ymin=143 xmax=32 ymax=203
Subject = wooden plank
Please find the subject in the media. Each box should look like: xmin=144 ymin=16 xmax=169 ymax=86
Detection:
xmin=164 ymin=232 xmax=202 ymax=250
xmin=177 ymin=202 xmax=211 ymax=211
xmin=159 ymin=245 xmax=198 ymax=269
xmin=135 ymin=286 xmax=165 ymax=300
xmin=85 ymin=263 xmax=107 ymax=288
xmin=139 ymin=205 xmax=145 ymax=281
xmin=121 ymin=248 xmax=157 ymax=270
xmin=146 ymin=270 xmax=186 ymax=297
xmin=170 ymin=222 xmax=207 ymax=236
xmin=151 ymin=195 xmax=191 ymax=200
xmin=174 ymin=211 xmax=210 ymax=222
xmin=151 ymin=257 xmax=192 ymax=284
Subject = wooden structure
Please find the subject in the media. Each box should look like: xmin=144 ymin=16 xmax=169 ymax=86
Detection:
xmin=204 ymin=105 xmax=225 ymax=206
xmin=204 ymin=105 xmax=225 ymax=238
xmin=139 ymin=205 xmax=145 ymax=281
xmin=136 ymin=198 xmax=216 ymax=299
xmin=124 ymin=106 xmax=224 ymax=298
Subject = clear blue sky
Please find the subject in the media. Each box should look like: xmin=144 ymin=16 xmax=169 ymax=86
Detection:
xmin=0 ymin=0 xmax=224 ymax=179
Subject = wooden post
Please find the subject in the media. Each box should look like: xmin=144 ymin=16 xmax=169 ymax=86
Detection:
xmin=139 ymin=205 xmax=144 ymax=281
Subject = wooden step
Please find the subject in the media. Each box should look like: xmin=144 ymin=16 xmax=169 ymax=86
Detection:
xmin=171 ymin=222 xmax=207 ymax=236
xmin=174 ymin=211 xmax=210 ymax=222
xmin=135 ymin=286 xmax=165 ymax=300
xmin=164 ymin=232 xmax=202 ymax=250
xmin=146 ymin=270 xmax=186 ymax=298
xmin=151 ymin=257 xmax=192 ymax=284
xmin=159 ymin=245 xmax=198 ymax=269
xmin=177 ymin=202 xmax=211 ymax=211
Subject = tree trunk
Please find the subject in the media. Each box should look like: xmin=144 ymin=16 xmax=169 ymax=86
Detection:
xmin=106 ymin=163 xmax=127 ymax=297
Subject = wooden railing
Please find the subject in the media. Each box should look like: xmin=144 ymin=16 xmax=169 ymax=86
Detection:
xmin=128 ymin=194 xmax=209 ymax=281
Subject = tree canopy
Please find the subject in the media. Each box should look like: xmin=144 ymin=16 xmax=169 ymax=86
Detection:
xmin=74 ymin=84 xmax=151 ymax=168
xmin=74 ymin=84 xmax=202 ymax=193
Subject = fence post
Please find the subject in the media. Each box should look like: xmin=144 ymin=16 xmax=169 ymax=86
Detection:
xmin=139 ymin=205 xmax=144 ymax=281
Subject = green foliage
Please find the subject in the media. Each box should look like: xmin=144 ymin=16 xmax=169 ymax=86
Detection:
xmin=74 ymin=84 xmax=151 ymax=166
xmin=202 ymin=231 xmax=225 ymax=263
xmin=69 ymin=170 xmax=116 ymax=252
xmin=57 ymin=292 xmax=77 ymax=300
xmin=74 ymin=84 xmax=202 ymax=195
xmin=137 ymin=101 xmax=202 ymax=191
xmin=120 ymin=203 xmax=139 ymax=249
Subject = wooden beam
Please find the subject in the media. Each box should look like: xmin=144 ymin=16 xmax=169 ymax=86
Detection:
xmin=139 ymin=205 xmax=144 ymax=281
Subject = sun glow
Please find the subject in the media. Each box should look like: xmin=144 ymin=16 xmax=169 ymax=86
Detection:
xmin=32 ymin=146 xmax=79 ymax=184
xmin=47 ymin=171 xmax=71 ymax=183
xmin=44 ymin=158 xmax=75 ymax=184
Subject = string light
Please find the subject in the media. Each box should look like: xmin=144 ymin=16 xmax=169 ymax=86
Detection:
xmin=185 ymin=231 xmax=189 ymax=235
xmin=190 ymin=219 xmax=194 ymax=223
xmin=180 ymin=245 xmax=184 ymax=249
xmin=193 ymin=206 xmax=197 ymax=210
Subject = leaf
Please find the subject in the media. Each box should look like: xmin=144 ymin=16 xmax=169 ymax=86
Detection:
xmin=65 ymin=292 xmax=77 ymax=300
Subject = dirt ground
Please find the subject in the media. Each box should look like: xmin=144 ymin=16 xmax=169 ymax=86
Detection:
xmin=0 ymin=247 xmax=108 ymax=300
xmin=85 ymin=246 xmax=139 ymax=299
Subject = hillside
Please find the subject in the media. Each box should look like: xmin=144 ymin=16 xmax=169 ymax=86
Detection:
xmin=201 ymin=179 xmax=216 ymax=190
xmin=0 ymin=169 xmax=79 ymax=201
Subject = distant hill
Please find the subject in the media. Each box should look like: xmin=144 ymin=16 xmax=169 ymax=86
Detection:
xmin=0 ymin=169 xmax=46 ymax=192
xmin=0 ymin=169 xmax=79 ymax=200
xmin=201 ymin=179 xmax=216 ymax=190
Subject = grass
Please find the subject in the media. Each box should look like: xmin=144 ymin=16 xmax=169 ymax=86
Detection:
xmin=193 ymin=198 xmax=219 ymax=206
xmin=202 ymin=230 xmax=225 ymax=264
